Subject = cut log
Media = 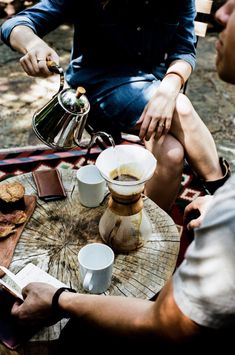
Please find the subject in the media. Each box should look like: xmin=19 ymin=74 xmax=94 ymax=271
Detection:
xmin=0 ymin=168 xmax=180 ymax=350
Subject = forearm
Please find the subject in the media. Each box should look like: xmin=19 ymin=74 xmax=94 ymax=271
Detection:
xmin=9 ymin=25 xmax=47 ymax=54
xmin=160 ymin=60 xmax=192 ymax=93
xmin=59 ymin=292 xmax=155 ymax=339
xmin=8 ymin=25 xmax=59 ymax=77
xmin=11 ymin=280 xmax=200 ymax=344
xmin=58 ymin=280 xmax=200 ymax=342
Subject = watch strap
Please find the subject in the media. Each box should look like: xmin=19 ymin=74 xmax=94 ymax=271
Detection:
xmin=52 ymin=287 xmax=77 ymax=318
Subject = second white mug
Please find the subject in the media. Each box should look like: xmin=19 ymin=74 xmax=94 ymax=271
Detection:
xmin=76 ymin=165 xmax=106 ymax=207
xmin=78 ymin=243 xmax=114 ymax=294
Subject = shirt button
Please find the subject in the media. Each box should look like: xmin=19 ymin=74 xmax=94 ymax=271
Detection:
xmin=137 ymin=26 xmax=142 ymax=31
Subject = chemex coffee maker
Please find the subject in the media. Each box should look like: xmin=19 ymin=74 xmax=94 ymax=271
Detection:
xmin=32 ymin=61 xmax=111 ymax=150
xmin=96 ymin=145 xmax=157 ymax=253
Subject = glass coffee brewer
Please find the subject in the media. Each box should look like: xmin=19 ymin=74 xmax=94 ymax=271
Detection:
xmin=96 ymin=145 xmax=157 ymax=253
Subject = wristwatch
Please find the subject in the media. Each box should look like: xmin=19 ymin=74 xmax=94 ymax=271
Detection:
xmin=52 ymin=287 xmax=77 ymax=318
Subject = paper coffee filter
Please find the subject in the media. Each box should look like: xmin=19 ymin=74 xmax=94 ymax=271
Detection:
xmin=95 ymin=144 xmax=157 ymax=185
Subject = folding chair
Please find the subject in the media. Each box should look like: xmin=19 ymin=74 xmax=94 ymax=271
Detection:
xmin=183 ymin=0 xmax=213 ymax=93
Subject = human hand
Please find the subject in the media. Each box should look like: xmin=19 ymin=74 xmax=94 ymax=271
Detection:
xmin=184 ymin=195 xmax=214 ymax=230
xmin=137 ymin=86 xmax=177 ymax=141
xmin=11 ymin=282 xmax=60 ymax=326
xmin=20 ymin=41 xmax=60 ymax=78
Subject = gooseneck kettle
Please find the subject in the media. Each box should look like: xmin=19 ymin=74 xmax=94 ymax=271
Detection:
xmin=32 ymin=61 xmax=112 ymax=150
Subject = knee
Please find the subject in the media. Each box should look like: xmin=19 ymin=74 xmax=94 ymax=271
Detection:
xmin=175 ymin=93 xmax=193 ymax=117
xmin=173 ymin=94 xmax=203 ymax=136
xmin=157 ymin=140 xmax=184 ymax=173
xmin=174 ymin=93 xmax=199 ymax=129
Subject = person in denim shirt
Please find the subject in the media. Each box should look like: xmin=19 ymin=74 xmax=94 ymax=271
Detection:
xmin=0 ymin=0 xmax=228 ymax=210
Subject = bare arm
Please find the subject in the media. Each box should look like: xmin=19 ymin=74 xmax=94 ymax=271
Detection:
xmin=59 ymin=279 xmax=199 ymax=342
xmin=11 ymin=279 xmax=200 ymax=344
xmin=9 ymin=25 xmax=59 ymax=77
xmin=138 ymin=60 xmax=192 ymax=141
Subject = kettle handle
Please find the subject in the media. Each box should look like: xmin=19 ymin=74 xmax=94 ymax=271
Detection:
xmin=47 ymin=60 xmax=64 ymax=93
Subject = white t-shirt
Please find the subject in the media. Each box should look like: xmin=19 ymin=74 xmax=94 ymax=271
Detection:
xmin=173 ymin=174 xmax=235 ymax=329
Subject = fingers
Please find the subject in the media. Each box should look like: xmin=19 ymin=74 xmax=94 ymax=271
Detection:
xmin=184 ymin=201 xmax=196 ymax=220
xmin=136 ymin=106 xmax=146 ymax=125
xmin=11 ymin=300 xmax=23 ymax=316
xmin=20 ymin=55 xmax=49 ymax=77
xmin=147 ymin=119 xmax=169 ymax=141
xmin=187 ymin=216 xmax=203 ymax=230
xmin=19 ymin=49 xmax=60 ymax=77
xmin=139 ymin=105 xmax=172 ymax=140
xmin=184 ymin=195 xmax=213 ymax=230
xmin=155 ymin=121 xmax=166 ymax=139
xmin=138 ymin=107 xmax=149 ymax=139
xmin=139 ymin=116 xmax=168 ymax=141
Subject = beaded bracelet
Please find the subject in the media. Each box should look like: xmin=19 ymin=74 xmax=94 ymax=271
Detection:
xmin=163 ymin=71 xmax=185 ymax=89
xmin=52 ymin=287 xmax=77 ymax=318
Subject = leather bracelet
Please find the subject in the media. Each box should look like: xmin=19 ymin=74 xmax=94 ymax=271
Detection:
xmin=52 ymin=287 xmax=77 ymax=318
xmin=163 ymin=71 xmax=185 ymax=89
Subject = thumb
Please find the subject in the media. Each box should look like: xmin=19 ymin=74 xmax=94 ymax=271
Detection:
xmin=47 ymin=51 xmax=60 ymax=66
xmin=136 ymin=105 xmax=147 ymax=124
xmin=11 ymin=300 xmax=23 ymax=316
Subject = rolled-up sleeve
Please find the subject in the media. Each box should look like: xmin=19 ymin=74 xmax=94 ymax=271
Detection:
xmin=167 ymin=0 xmax=197 ymax=70
xmin=1 ymin=0 xmax=72 ymax=46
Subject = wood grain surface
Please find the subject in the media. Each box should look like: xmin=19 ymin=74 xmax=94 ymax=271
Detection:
xmin=0 ymin=168 xmax=180 ymax=350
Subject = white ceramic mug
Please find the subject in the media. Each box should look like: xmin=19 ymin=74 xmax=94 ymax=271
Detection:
xmin=78 ymin=243 xmax=114 ymax=294
xmin=76 ymin=165 xmax=106 ymax=207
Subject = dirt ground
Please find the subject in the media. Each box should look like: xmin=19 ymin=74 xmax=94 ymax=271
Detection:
xmin=0 ymin=23 xmax=235 ymax=171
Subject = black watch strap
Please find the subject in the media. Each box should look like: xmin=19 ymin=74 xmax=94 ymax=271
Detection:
xmin=52 ymin=287 xmax=77 ymax=318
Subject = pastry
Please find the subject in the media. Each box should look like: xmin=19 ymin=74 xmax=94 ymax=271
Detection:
xmin=0 ymin=210 xmax=27 ymax=224
xmin=0 ymin=223 xmax=16 ymax=238
xmin=0 ymin=182 xmax=25 ymax=213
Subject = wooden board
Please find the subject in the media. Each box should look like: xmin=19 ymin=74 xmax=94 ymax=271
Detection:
xmin=0 ymin=195 xmax=37 ymax=277
xmin=0 ymin=169 xmax=180 ymax=346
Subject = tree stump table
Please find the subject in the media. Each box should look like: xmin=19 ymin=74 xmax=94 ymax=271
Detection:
xmin=0 ymin=168 xmax=180 ymax=354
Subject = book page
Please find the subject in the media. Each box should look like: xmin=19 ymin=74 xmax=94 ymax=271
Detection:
xmin=0 ymin=276 xmax=22 ymax=300
xmin=15 ymin=263 xmax=68 ymax=289
xmin=0 ymin=263 xmax=68 ymax=300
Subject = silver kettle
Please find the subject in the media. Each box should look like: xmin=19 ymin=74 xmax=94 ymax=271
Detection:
xmin=32 ymin=61 xmax=112 ymax=150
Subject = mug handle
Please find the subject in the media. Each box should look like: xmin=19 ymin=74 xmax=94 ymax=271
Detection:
xmin=83 ymin=271 xmax=93 ymax=291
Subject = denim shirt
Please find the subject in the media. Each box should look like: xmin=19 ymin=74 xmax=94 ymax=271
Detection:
xmin=1 ymin=0 xmax=196 ymax=87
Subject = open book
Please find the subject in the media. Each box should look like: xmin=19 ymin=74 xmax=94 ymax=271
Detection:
xmin=0 ymin=263 xmax=68 ymax=300
xmin=0 ymin=263 xmax=68 ymax=350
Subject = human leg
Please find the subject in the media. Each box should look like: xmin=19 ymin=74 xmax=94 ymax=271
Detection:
xmin=170 ymin=94 xmax=230 ymax=193
xmin=86 ymin=73 xmax=160 ymax=140
xmin=144 ymin=134 xmax=184 ymax=211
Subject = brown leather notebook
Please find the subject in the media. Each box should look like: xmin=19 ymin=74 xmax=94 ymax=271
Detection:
xmin=32 ymin=169 xmax=67 ymax=201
